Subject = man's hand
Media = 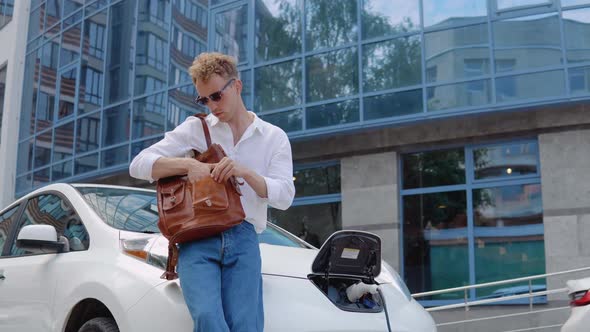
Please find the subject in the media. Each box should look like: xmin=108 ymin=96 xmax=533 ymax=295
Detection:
xmin=187 ymin=160 xmax=215 ymax=183
xmin=211 ymin=157 xmax=248 ymax=183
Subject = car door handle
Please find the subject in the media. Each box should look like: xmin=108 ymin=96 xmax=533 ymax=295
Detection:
xmin=0 ymin=274 xmax=5 ymax=280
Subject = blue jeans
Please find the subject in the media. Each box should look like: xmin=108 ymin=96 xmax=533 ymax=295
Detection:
xmin=177 ymin=221 xmax=264 ymax=332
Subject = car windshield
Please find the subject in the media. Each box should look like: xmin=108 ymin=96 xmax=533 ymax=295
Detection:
xmin=76 ymin=186 xmax=309 ymax=248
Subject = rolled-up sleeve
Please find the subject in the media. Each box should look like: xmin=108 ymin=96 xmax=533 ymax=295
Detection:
xmin=129 ymin=118 xmax=204 ymax=182
xmin=263 ymin=133 xmax=295 ymax=210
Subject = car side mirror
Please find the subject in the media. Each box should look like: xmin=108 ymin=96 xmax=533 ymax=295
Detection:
xmin=16 ymin=225 xmax=69 ymax=254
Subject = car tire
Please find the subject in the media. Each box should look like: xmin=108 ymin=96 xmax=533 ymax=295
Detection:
xmin=78 ymin=317 xmax=119 ymax=332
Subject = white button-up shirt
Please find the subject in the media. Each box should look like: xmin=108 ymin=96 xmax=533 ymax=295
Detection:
xmin=129 ymin=112 xmax=295 ymax=233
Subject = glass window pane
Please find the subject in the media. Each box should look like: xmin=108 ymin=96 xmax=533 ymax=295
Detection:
xmin=64 ymin=0 xmax=83 ymax=18
xmin=60 ymin=23 xmax=82 ymax=68
xmin=260 ymin=109 xmax=303 ymax=133
xmin=563 ymin=8 xmax=590 ymax=64
xmin=76 ymin=112 xmax=100 ymax=153
xmin=131 ymin=136 xmax=162 ymax=160
xmin=240 ymin=69 xmax=252 ymax=110
xmin=102 ymin=103 xmax=130 ymax=147
xmin=497 ymin=0 xmax=550 ymax=10
xmin=427 ymin=79 xmax=491 ymax=112
xmin=306 ymin=47 xmax=358 ymax=102
xmin=28 ymin=4 xmax=45 ymax=41
xmin=495 ymin=70 xmax=565 ymax=103
xmin=133 ymin=92 xmax=166 ymax=139
xmin=167 ymin=84 xmax=201 ymax=130
xmin=18 ymin=139 xmax=35 ymax=173
xmin=53 ymin=121 xmax=75 ymax=162
xmin=425 ymin=24 xmax=489 ymax=84
xmin=102 ymin=144 xmax=129 ymax=168
xmin=269 ymin=202 xmax=342 ymax=248
xmin=255 ymin=0 xmax=302 ymax=62
xmin=75 ymin=152 xmax=98 ymax=174
xmin=80 ymin=10 xmax=107 ymax=114
xmin=306 ymin=99 xmax=360 ymax=129
xmin=16 ymin=174 xmax=33 ymax=194
xmin=473 ymin=184 xmax=545 ymax=297
xmin=214 ymin=5 xmax=248 ymax=64
xmin=35 ymin=131 xmax=53 ymax=169
xmin=85 ymin=0 xmax=108 ymax=17
xmin=52 ymin=160 xmax=73 ymax=181
xmin=306 ymin=0 xmax=357 ymax=50
xmin=105 ymin=0 xmax=136 ymax=105
xmin=169 ymin=0 xmax=208 ymax=86
xmin=403 ymin=191 xmax=468 ymax=297
xmin=37 ymin=37 xmax=61 ymax=131
xmin=362 ymin=0 xmax=419 ymax=40
xmin=57 ymin=67 xmax=78 ymax=120
xmin=135 ymin=0 xmax=170 ymax=96
xmin=493 ymin=14 xmax=561 ymax=73
xmin=423 ymin=0 xmax=487 ymax=29
xmin=474 ymin=142 xmax=538 ymax=180
xmin=33 ymin=167 xmax=50 ymax=188
xmin=255 ymin=59 xmax=302 ymax=112
xmin=402 ymin=149 xmax=465 ymax=189
xmin=21 ymin=49 xmax=42 ymax=140
xmin=294 ymin=164 xmax=340 ymax=197
xmin=364 ymin=89 xmax=422 ymax=120
xmin=561 ymin=0 xmax=590 ymax=6
xmin=569 ymin=66 xmax=590 ymax=95
xmin=45 ymin=0 xmax=62 ymax=35
xmin=363 ymin=35 xmax=422 ymax=92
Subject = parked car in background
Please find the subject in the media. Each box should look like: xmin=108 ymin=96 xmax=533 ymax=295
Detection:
xmin=561 ymin=277 xmax=590 ymax=332
xmin=0 ymin=183 xmax=436 ymax=332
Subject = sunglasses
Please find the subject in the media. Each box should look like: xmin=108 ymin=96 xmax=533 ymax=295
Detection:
xmin=194 ymin=78 xmax=236 ymax=106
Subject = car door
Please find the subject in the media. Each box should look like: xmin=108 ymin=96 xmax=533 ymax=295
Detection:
xmin=0 ymin=193 xmax=86 ymax=332
xmin=0 ymin=203 xmax=25 ymax=331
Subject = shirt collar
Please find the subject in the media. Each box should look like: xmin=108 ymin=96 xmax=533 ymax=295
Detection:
xmin=206 ymin=111 xmax=265 ymax=134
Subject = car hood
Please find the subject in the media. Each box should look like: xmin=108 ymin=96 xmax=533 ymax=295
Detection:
xmin=147 ymin=236 xmax=393 ymax=284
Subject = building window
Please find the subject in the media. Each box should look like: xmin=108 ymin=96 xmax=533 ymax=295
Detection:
xmin=401 ymin=141 xmax=544 ymax=305
xmin=268 ymin=162 xmax=341 ymax=248
xmin=0 ymin=0 xmax=14 ymax=29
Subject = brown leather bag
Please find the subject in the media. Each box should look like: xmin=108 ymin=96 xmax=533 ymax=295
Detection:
xmin=156 ymin=113 xmax=245 ymax=280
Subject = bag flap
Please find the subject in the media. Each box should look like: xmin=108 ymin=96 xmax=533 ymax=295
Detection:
xmin=192 ymin=177 xmax=229 ymax=211
xmin=160 ymin=181 xmax=186 ymax=211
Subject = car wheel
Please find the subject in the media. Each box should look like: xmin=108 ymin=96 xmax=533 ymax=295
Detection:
xmin=78 ymin=317 xmax=119 ymax=332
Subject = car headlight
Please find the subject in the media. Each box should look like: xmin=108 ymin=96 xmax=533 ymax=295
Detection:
xmin=120 ymin=236 xmax=167 ymax=270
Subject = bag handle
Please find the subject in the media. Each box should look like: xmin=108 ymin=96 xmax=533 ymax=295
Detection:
xmin=194 ymin=113 xmax=211 ymax=148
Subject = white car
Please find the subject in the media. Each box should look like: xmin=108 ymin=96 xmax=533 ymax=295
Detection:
xmin=561 ymin=277 xmax=590 ymax=332
xmin=0 ymin=183 xmax=436 ymax=332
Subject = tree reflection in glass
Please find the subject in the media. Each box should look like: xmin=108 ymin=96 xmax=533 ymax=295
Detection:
xmin=255 ymin=59 xmax=302 ymax=112
xmin=363 ymin=35 xmax=422 ymax=92
xmin=362 ymin=0 xmax=419 ymax=40
xmin=305 ymin=0 xmax=357 ymax=50
xmin=255 ymin=0 xmax=302 ymax=62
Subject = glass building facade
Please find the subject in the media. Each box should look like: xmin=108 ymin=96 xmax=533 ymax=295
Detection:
xmin=14 ymin=0 xmax=590 ymax=305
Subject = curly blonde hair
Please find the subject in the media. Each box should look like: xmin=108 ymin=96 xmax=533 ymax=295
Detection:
xmin=188 ymin=52 xmax=238 ymax=85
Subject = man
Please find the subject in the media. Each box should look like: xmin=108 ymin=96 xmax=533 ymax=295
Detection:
xmin=129 ymin=52 xmax=295 ymax=332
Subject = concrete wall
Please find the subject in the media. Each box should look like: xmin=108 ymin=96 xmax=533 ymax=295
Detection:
xmin=540 ymin=129 xmax=590 ymax=296
xmin=0 ymin=0 xmax=30 ymax=210
xmin=341 ymin=152 xmax=400 ymax=270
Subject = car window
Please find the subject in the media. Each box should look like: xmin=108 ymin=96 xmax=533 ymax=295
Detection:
xmin=77 ymin=187 xmax=160 ymax=233
xmin=259 ymin=224 xmax=311 ymax=249
xmin=0 ymin=205 xmax=21 ymax=255
xmin=9 ymin=194 xmax=89 ymax=257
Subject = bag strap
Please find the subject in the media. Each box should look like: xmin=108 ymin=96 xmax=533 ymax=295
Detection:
xmin=194 ymin=113 xmax=211 ymax=148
